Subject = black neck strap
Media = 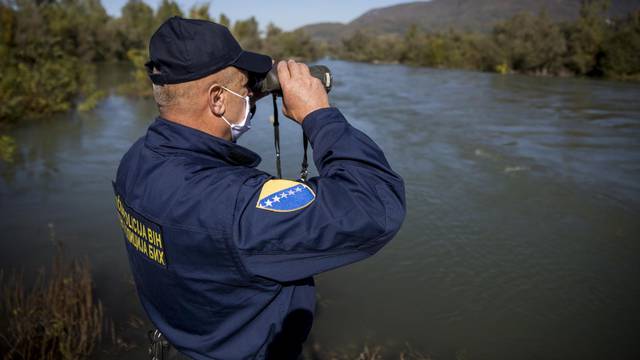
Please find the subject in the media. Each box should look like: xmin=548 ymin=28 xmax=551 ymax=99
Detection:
xmin=271 ymin=94 xmax=282 ymax=179
xmin=299 ymin=134 xmax=309 ymax=182
xmin=271 ymin=93 xmax=309 ymax=182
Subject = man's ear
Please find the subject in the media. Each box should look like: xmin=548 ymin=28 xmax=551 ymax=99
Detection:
xmin=208 ymin=84 xmax=225 ymax=116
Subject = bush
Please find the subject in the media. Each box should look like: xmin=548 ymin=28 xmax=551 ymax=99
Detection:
xmin=601 ymin=11 xmax=640 ymax=79
xmin=1 ymin=247 xmax=104 ymax=359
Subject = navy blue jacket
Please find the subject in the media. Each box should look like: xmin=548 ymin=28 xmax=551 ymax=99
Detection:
xmin=113 ymin=107 xmax=406 ymax=359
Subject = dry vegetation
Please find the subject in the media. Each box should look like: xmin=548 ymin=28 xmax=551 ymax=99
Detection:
xmin=0 ymin=248 xmax=104 ymax=360
xmin=303 ymin=342 xmax=434 ymax=360
xmin=0 ymin=243 xmax=438 ymax=360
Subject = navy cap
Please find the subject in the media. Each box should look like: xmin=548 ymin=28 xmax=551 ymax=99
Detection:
xmin=145 ymin=17 xmax=272 ymax=85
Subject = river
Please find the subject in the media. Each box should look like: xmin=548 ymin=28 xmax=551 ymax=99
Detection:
xmin=1 ymin=60 xmax=639 ymax=359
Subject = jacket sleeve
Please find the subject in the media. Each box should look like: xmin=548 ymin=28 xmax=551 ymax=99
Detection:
xmin=233 ymin=107 xmax=406 ymax=282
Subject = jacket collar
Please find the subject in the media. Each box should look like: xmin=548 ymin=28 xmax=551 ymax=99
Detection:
xmin=144 ymin=116 xmax=261 ymax=167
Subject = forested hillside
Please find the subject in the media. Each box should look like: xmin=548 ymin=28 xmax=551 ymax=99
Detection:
xmin=300 ymin=0 xmax=640 ymax=42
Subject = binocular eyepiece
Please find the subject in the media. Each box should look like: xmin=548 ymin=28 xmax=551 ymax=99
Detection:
xmin=252 ymin=65 xmax=333 ymax=96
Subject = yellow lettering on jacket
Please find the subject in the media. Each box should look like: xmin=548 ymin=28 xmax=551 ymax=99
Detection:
xmin=114 ymin=195 xmax=166 ymax=267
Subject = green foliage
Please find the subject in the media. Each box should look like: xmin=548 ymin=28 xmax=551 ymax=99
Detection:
xmin=232 ymin=16 xmax=262 ymax=51
xmin=78 ymin=90 xmax=106 ymax=112
xmin=340 ymin=25 xmax=497 ymax=70
xmin=0 ymin=0 xmax=104 ymax=125
xmin=0 ymin=135 xmax=16 ymax=163
xmin=492 ymin=11 xmax=567 ymax=74
xmin=117 ymin=5 xmax=324 ymax=99
xmin=1 ymin=59 xmax=78 ymax=121
xmin=189 ymin=3 xmax=211 ymax=21
xmin=601 ymin=11 xmax=640 ymax=79
xmin=263 ymin=25 xmax=323 ymax=61
xmin=116 ymin=0 xmax=155 ymax=52
xmin=564 ymin=0 xmax=611 ymax=75
xmin=155 ymin=0 xmax=183 ymax=25
xmin=0 ymin=3 xmax=15 ymax=71
xmin=218 ymin=13 xmax=230 ymax=28
xmin=2 ymin=0 xmax=638 ymax=127
xmin=335 ymin=1 xmax=639 ymax=80
xmin=118 ymin=49 xmax=153 ymax=97
xmin=341 ymin=30 xmax=385 ymax=62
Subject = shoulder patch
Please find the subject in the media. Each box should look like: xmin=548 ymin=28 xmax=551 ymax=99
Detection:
xmin=256 ymin=179 xmax=316 ymax=212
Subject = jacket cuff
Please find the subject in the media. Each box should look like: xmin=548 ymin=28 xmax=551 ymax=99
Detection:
xmin=301 ymin=107 xmax=347 ymax=145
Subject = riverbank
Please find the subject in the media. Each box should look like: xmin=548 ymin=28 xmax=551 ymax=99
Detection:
xmin=2 ymin=59 xmax=639 ymax=360
xmin=338 ymin=56 xmax=640 ymax=82
xmin=0 ymin=0 xmax=322 ymax=128
xmin=0 ymin=243 xmax=435 ymax=360
xmin=2 ymin=1 xmax=638 ymax=132
xmin=331 ymin=4 xmax=640 ymax=82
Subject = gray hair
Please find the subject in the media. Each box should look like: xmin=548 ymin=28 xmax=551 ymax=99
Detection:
xmin=151 ymin=67 xmax=240 ymax=112
xmin=152 ymin=83 xmax=184 ymax=108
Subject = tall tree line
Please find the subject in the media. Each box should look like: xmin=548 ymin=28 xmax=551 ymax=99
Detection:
xmin=0 ymin=0 xmax=322 ymax=126
xmin=338 ymin=0 xmax=640 ymax=79
xmin=1 ymin=0 xmax=638 ymax=127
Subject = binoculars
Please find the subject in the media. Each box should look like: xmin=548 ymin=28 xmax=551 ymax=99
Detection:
xmin=252 ymin=65 xmax=333 ymax=96
xmin=254 ymin=64 xmax=332 ymax=181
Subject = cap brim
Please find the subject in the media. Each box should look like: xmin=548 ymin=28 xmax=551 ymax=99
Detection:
xmin=232 ymin=50 xmax=273 ymax=75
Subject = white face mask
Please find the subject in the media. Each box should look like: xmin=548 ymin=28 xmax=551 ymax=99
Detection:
xmin=220 ymin=86 xmax=252 ymax=143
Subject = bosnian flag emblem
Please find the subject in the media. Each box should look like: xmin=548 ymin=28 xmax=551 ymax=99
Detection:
xmin=256 ymin=179 xmax=316 ymax=212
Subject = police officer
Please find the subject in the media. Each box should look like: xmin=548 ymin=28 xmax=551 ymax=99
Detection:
xmin=113 ymin=16 xmax=406 ymax=360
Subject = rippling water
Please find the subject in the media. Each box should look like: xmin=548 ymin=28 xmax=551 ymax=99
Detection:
xmin=1 ymin=60 xmax=639 ymax=359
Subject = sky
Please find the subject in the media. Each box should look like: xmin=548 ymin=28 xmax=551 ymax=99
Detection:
xmin=103 ymin=0 xmax=426 ymax=31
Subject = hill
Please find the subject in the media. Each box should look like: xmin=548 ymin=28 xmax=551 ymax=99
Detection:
xmin=299 ymin=0 xmax=640 ymax=42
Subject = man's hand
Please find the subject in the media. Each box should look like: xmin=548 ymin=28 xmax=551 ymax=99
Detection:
xmin=277 ymin=60 xmax=330 ymax=124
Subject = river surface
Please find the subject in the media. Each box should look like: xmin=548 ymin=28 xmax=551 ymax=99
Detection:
xmin=1 ymin=60 xmax=639 ymax=359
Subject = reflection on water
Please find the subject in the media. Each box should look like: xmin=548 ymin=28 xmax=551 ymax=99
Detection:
xmin=1 ymin=60 xmax=639 ymax=359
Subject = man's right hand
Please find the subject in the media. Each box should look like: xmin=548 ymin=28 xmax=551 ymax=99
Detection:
xmin=277 ymin=60 xmax=330 ymax=124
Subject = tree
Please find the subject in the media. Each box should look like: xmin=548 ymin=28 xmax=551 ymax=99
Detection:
xmin=155 ymin=0 xmax=183 ymax=25
xmin=69 ymin=0 xmax=112 ymax=61
xmin=492 ymin=11 xmax=566 ymax=74
xmin=0 ymin=2 xmax=15 ymax=63
xmin=564 ymin=0 xmax=611 ymax=75
xmin=340 ymin=30 xmax=378 ymax=62
xmin=189 ymin=3 xmax=210 ymax=21
xmin=232 ymin=16 xmax=261 ymax=51
xmin=266 ymin=22 xmax=282 ymax=38
xmin=400 ymin=24 xmax=423 ymax=64
xmin=117 ymin=0 xmax=155 ymax=51
xmin=263 ymin=27 xmax=322 ymax=61
xmin=601 ymin=11 xmax=640 ymax=78
xmin=118 ymin=48 xmax=154 ymax=97
xmin=0 ymin=0 xmax=103 ymax=124
xmin=218 ymin=13 xmax=230 ymax=28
